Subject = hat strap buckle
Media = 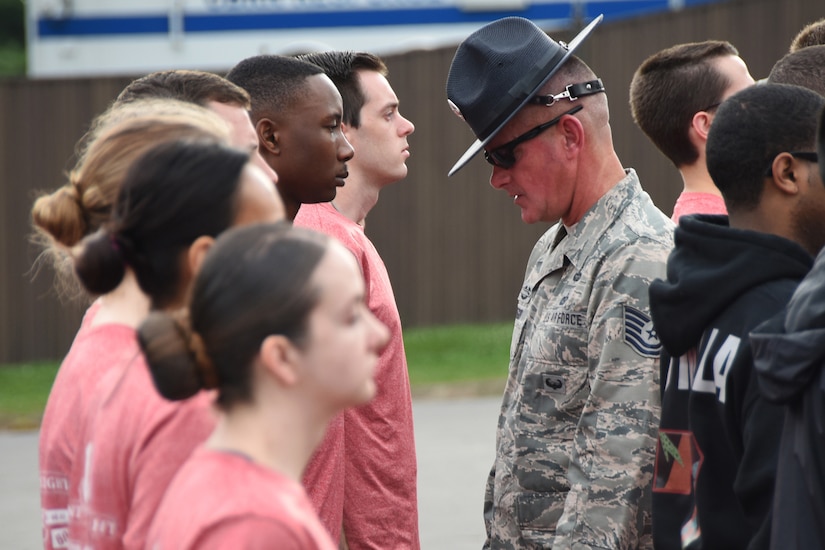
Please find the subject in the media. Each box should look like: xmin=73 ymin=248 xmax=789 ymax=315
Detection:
xmin=529 ymin=78 xmax=605 ymax=107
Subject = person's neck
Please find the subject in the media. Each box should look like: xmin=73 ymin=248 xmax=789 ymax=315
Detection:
xmin=205 ymin=393 xmax=331 ymax=482
xmin=90 ymin=269 xmax=151 ymax=329
xmin=679 ymin=162 xmax=722 ymax=196
xmin=562 ymin=149 xmax=626 ymax=226
xmin=331 ymin=170 xmax=382 ymax=226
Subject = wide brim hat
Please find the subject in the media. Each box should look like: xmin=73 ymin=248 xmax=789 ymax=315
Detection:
xmin=446 ymin=14 xmax=603 ymax=176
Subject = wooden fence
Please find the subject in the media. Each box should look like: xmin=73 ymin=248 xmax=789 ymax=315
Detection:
xmin=1 ymin=0 xmax=821 ymax=363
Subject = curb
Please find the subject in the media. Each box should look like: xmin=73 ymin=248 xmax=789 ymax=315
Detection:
xmin=411 ymin=378 xmax=505 ymax=400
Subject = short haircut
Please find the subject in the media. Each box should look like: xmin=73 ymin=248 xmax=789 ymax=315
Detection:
xmin=790 ymin=18 xmax=825 ymax=52
xmin=116 ymin=69 xmax=250 ymax=109
xmin=225 ymin=55 xmax=325 ymax=122
xmin=296 ymin=51 xmax=387 ymax=128
xmin=768 ymin=45 xmax=825 ymax=98
xmin=630 ymin=41 xmax=740 ymax=167
xmin=706 ymin=83 xmax=825 ymax=212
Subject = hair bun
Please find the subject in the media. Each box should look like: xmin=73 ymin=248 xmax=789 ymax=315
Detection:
xmin=139 ymin=311 xmax=203 ymax=401
xmin=31 ymin=182 xmax=88 ymax=248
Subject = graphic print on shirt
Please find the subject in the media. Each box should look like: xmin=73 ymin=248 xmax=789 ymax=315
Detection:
xmin=42 ymin=471 xmax=70 ymax=549
xmin=691 ymin=328 xmax=740 ymax=404
xmin=655 ymin=353 xmax=704 ymax=497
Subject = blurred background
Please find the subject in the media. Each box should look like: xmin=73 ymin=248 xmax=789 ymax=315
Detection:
xmin=1 ymin=0 xmax=821 ymax=364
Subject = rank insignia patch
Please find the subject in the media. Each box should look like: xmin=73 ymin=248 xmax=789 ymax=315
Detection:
xmin=623 ymin=305 xmax=661 ymax=358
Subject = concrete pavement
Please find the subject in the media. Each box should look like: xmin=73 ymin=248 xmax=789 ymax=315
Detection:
xmin=0 ymin=394 xmax=501 ymax=550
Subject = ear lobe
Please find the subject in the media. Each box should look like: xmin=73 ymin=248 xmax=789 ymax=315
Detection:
xmin=260 ymin=335 xmax=300 ymax=387
xmin=257 ymin=118 xmax=280 ymax=155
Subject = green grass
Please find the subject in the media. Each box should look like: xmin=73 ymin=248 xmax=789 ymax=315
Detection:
xmin=0 ymin=322 xmax=512 ymax=429
xmin=403 ymin=322 xmax=511 ymax=385
xmin=0 ymin=362 xmax=59 ymax=429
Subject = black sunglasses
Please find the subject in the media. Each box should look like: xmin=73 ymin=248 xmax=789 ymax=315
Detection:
xmin=484 ymin=105 xmax=584 ymax=169
xmin=764 ymin=151 xmax=819 ymax=177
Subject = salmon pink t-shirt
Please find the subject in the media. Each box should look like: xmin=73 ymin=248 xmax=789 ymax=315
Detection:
xmin=146 ymin=448 xmax=336 ymax=550
xmin=39 ymin=302 xmax=139 ymax=550
xmin=671 ymin=191 xmax=727 ymax=223
xmin=66 ymin=353 xmax=215 ymax=550
xmin=294 ymin=202 xmax=419 ymax=548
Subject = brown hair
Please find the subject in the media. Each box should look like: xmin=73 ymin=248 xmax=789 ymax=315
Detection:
xmin=768 ymin=45 xmax=825 ymax=98
xmin=297 ymin=51 xmax=388 ymax=128
xmin=31 ymin=99 xmax=230 ymax=298
xmin=629 ymin=41 xmax=740 ymax=167
xmin=116 ymin=69 xmax=251 ymax=109
xmin=790 ymin=18 xmax=825 ymax=52
xmin=139 ymin=223 xmax=330 ymax=409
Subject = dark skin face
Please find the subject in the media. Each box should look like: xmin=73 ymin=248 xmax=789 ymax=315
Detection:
xmin=258 ymin=74 xmax=355 ymax=220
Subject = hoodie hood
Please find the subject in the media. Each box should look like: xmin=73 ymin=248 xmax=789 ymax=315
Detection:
xmin=650 ymin=214 xmax=813 ymax=357
xmin=752 ymin=247 xmax=825 ymax=403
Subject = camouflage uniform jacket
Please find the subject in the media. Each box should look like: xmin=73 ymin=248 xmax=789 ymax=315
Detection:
xmin=484 ymin=170 xmax=674 ymax=550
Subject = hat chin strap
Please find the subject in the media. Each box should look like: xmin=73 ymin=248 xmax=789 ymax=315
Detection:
xmin=528 ymin=79 xmax=605 ymax=107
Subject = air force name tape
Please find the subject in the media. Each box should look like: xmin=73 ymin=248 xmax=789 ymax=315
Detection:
xmin=624 ymin=304 xmax=661 ymax=358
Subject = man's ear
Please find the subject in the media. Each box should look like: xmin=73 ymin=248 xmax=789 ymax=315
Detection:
xmin=259 ymin=334 xmax=300 ymax=387
xmin=559 ymin=114 xmax=585 ymax=156
xmin=257 ymin=118 xmax=280 ymax=155
xmin=690 ymin=110 xmax=714 ymax=143
xmin=187 ymin=235 xmax=216 ymax=277
xmin=767 ymin=153 xmax=800 ymax=196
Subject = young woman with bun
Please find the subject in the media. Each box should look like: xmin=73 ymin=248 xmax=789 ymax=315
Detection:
xmin=34 ymin=100 xmax=235 ymax=550
xmin=142 ymin=222 xmax=389 ymax=549
xmin=62 ymin=138 xmax=283 ymax=550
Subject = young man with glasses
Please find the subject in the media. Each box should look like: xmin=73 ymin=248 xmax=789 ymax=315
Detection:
xmin=629 ymin=41 xmax=755 ymax=223
xmin=751 ymin=103 xmax=825 ymax=550
xmin=446 ymin=16 xmax=674 ymax=549
xmin=650 ymin=83 xmax=825 ymax=550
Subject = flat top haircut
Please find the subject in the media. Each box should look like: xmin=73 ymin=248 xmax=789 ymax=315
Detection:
xmin=706 ymin=83 xmax=825 ymax=213
xmin=116 ymin=69 xmax=250 ymax=109
xmin=768 ymin=45 xmax=825 ymax=98
xmin=297 ymin=51 xmax=388 ymax=128
xmin=630 ymin=41 xmax=740 ymax=167
xmin=790 ymin=18 xmax=825 ymax=52
xmin=225 ymin=55 xmax=325 ymax=121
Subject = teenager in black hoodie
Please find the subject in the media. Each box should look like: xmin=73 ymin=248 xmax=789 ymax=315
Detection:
xmin=648 ymin=84 xmax=825 ymax=550
xmin=750 ymin=105 xmax=825 ymax=550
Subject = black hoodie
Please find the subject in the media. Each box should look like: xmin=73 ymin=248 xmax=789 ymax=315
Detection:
xmin=750 ymin=247 xmax=825 ymax=550
xmin=648 ymin=215 xmax=813 ymax=550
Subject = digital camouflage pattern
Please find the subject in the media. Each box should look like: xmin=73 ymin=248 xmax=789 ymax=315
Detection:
xmin=483 ymin=170 xmax=674 ymax=549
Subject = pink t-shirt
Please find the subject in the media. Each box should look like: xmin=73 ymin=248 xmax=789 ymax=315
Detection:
xmin=39 ymin=303 xmax=138 ymax=550
xmin=294 ymin=202 xmax=419 ymax=548
xmin=146 ymin=448 xmax=336 ymax=550
xmin=67 ymin=353 xmax=216 ymax=550
xmin=671 ymin=191 xmax=727 ymax=223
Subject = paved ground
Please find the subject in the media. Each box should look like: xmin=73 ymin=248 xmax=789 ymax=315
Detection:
xmin=0 ymin=394 xmax=501 ymax=550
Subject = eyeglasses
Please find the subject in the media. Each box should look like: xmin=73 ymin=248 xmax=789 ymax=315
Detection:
xmin=484 ymin=105 xmax=583 ymax=169
xmin=764 ymin=151 xmax=819 ymax=177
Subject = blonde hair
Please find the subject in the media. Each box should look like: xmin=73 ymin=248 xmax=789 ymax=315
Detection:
xmin=31 ymin=99 xmax=231 ymax=298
